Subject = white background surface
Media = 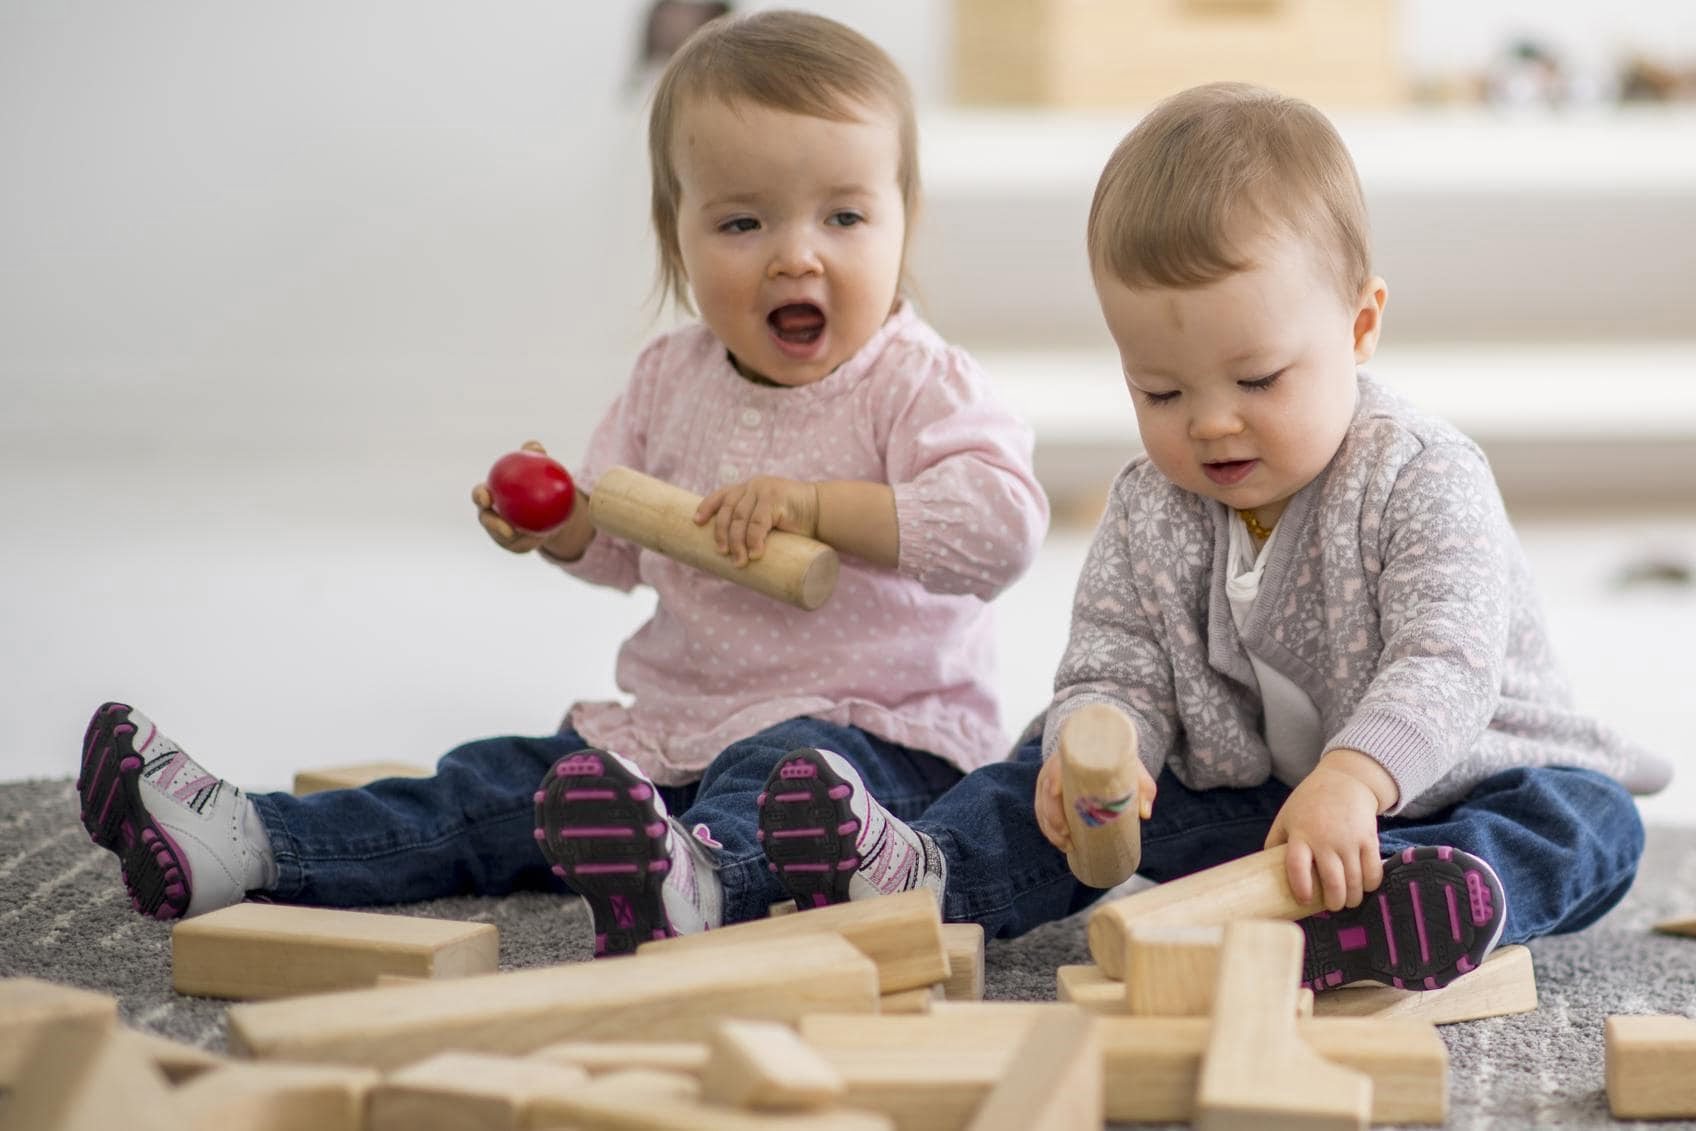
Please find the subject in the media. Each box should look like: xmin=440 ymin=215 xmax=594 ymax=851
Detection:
xmin=3 ymin=2 xmax=1692 ymax=826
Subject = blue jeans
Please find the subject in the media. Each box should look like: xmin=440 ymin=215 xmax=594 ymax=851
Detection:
xmin=250 ymin=717 xmax=963 ymax=926
xmin=916 ymin=733 xmax=1646 ymax=943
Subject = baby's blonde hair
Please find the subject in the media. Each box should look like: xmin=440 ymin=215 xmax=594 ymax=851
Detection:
xmin=1087 ymin=83 xmax=1371 ymax=305
xmin=647 ymin=9 xmax=919 ymax=311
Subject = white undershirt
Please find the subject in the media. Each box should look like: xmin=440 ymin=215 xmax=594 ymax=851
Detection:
xmin=1226 ymin=514 xmax=1324 ymax=786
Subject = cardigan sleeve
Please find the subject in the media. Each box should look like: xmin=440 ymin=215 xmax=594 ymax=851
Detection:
xmin=886 ymin=347 xmax=1049 ymax=600
xmin=1325 ymin=442 xmax=1513 ymax=812
xmin=1040 ymin=479 xmax=1180 ymax=779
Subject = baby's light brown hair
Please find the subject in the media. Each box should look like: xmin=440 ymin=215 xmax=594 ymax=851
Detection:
xmin=648 ymin=9 xmax=919 ymax=310
xmin=1087 ymin=83 xmax=1371 ymax=305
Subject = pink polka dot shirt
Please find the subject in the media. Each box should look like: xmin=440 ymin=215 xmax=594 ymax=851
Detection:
xmin=555 ymin=303 xmax=1049 ymax=785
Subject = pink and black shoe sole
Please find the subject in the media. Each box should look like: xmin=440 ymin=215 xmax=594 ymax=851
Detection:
xmin=1300 ymin=844 xmax=1506 ymax=993
xmin=533 ymin=750 xmax=675 ymax=958
xmin=77 ymin=701 xmax=192 ymax=920
xmin=756 ymin=748 xmax=862 ymax=910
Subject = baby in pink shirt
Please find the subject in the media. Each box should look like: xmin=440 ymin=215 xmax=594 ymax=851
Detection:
xmin=77 ymin=10 xmax=1047 ymax=957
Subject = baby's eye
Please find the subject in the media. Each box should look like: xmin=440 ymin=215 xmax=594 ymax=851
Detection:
xmin=827 ymin=211 xmax=864 ymax=227
xmin=1240 ymin=371 xmax=1282 ymax=392
xmin=719 ymin=217 xmax=760 ymax=234
xmin=1139 ymin=389 xmax=1180 ymax=406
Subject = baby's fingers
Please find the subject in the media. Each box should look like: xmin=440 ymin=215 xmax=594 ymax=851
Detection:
xmin=1136 ymin=762 xmax=1158 ymax=820
xmin=694 ymin=487 xmax=729 ymax=528
xmin=1282 ymin=838 xmax=1315 ymax=904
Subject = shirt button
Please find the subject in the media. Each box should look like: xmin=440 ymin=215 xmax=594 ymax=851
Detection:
xmin=719 ymin=462 xmax=739 ymax=484
xmin=741 ymin=408 xmax=762 ymax=428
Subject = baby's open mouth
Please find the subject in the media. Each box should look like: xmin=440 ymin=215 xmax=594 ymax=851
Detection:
xmin=768 ymin=303 xmax=826 ymax=344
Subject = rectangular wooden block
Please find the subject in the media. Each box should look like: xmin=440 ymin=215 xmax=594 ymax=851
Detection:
xmin=368 ymin=1051 xmax=588 ymax=1130
xmin=228 ymin=933 xmax=879 ymax=1069
xmin=531 ymin=1040 xmax=710 ymax=1077
xmin=0 ymin=977 xmax=117 ymax=1087
xmin=172 ymin=903 xmax=499 ymax=999
xmin=1098 ymin=1016 xmax=1447 ymax=1125
xmin=940 ymin=923 xmax=984 ymax=1001
xmin=966 ymin=1007 xmax=1101 ymax=1131
xmin=1088 ymin=846 xmax=1321 ymax=978
xmin=639 ymin=889 xmax=949 ymax=994
xmin=1196 ymin=920 xmax=1370 ymax=1130
xmin=703 ymin=1020 xmax=846 ymax=1111
xmin=3 ymin=1023 xmax=175 ymax=1131
xmin=532 ymin=1067 xmax=892 ymax=1130
xmin=1055 ymin=964 xmax=1125 ymax=1014
xmin=1125 ymin=924 xmax=1222 ymax=1016
xmin=1606 ymin=1015 xmax=1696 ymax=1119
xmin=1654 ymin=916 xmax=1696 ymax=938
xmin=291 ymin=762 xmax=432 ymax=795
xmin=113 ymin=1028 xmax=226 ymax=1084
xmin=175 ymin=1062 xmax=379 ymax=1131
xmin=1311 ymin=944 xmax=1537 ymax=1025
xmin=799 ymin=1008 xmax=1042 ymax=1131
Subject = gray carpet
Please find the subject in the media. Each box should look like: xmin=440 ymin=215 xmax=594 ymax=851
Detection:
xmin=3 ymin=776 xmax=1693 ymax=1128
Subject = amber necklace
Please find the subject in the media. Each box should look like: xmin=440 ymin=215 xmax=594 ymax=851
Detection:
xmin=1237 ymin=508 xmax=1275 ymax=541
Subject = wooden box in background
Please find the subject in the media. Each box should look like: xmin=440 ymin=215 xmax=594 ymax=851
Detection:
xmin=954 ymin=0 xmax=1405 ymax=110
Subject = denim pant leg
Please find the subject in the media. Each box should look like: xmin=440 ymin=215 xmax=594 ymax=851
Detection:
xmin=1378 ymin=766 xmax=1644 ymax=945
xmin=680 ymin=717 xmax=964 ymax=926
xmin=917 ymin=736 xmax=1293 ymax=939
xmin=250 ymin=729 xmax=597 ymax=905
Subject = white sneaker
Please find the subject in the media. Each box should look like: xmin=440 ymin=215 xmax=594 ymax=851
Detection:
xmin=78 ymin=702 xmax=269 ymax=919
xmin=533 ymin=748 xmax=723 ymax=957
xmin=757 ymin=747 xmax=945 ymax=910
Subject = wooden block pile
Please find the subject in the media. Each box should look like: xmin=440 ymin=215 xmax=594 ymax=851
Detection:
xmin=17 ymin=849 xmax=1676 ymax=1129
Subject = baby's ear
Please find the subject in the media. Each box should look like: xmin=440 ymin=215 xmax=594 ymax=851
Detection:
xmin=1352 ymin=276 xmax=1389 ymax=364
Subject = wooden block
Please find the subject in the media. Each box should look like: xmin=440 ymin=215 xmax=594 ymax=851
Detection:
xmin=965 ymin=1007 xmax=1101 ymax=1131
xmin=0 ymin=977 xmax=117 ymax=1087
xmin=590 ymin=466 xmax=840 ymax=612
xmin=1088 ymin=846 xmax=1321 ymax=978
xmin=799 ymin=1009 xmax=1041 ymax=1131
xmin=939 ymin=923 xmax=984 ymax=1002
xmin=1606 ymin=1015 xmax=1696 ymax=1119
xmin=703 ymin=1021 xmax=846 ymax=1111
xmin=2 ymin=1024 xmax=175 ymax=1131
xmin=638 ymin=889 xmax=949 ymax=995
xmin=1097 ymin=1016 xmax=1446 ymax=1125
xmin=1311 ymin=944 xmax=1537 ymax=1024
xmin=877 ymin=987 xmax=936 ymax=1015
xmin=1125 ymin=924 xmax=1222 ymax=1016
xmin=1055 ymin=964 xmax=1126 ymax=1014
xmin=113 ymin=1028 xmax=226 ymax=1083
xmin=1195 ymin=920 xmax=1370 ymax=1130
xmin=771 ymin=900 xmax=800 ymax=917
xmin=531 ymin=1040 xmax=710 ymax=1077
xmin=368 ymin=1051 xmax=588 ymax=1130
xmin=228 ymin=933 xmax=878 ymax=1069
xmin=175 ymin=1062 xmax=379 ymax=1131
xmin=171 ymin=902 xmax=499 ymax=999
xmin=1058 ymin=703 xmax=1142 ymax=888
xmin=291 ymin=761 xmax=432 ymax=795
xmin=532 ymin=1067 xmax=890 ymax=1130
xmin=1654 ymin=916 xmax=1696 ymax=938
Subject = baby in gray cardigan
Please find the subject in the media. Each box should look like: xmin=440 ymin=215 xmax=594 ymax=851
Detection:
xmin=725 ymin=81 xmax=1672 ymax=997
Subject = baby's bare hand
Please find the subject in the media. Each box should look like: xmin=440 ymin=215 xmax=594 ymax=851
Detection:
xmin=1265 ymin=765 xmax=1383 ymax=911
xmin=694 ymin=476 xmax=819 ymax=567
xmin=473 ymin=440 xmax=554 ymax=554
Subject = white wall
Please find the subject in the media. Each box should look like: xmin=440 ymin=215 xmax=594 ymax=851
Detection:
xmin=7 ymin=1 xmax=1695 ymax=475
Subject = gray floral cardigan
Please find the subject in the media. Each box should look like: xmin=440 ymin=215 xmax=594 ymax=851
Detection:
xmin=1039 ymin=374 xmax=1670 ymax=818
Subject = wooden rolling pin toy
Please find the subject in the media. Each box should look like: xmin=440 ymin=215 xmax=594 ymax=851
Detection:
xmin=1059 ymin=702 xmax=1144 ymax=889
xmin=589 ymin=466 xmax=840 ymax=612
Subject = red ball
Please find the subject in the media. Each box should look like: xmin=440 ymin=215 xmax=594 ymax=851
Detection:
xmin=487 ymin=450 xmax=576 ymax=532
